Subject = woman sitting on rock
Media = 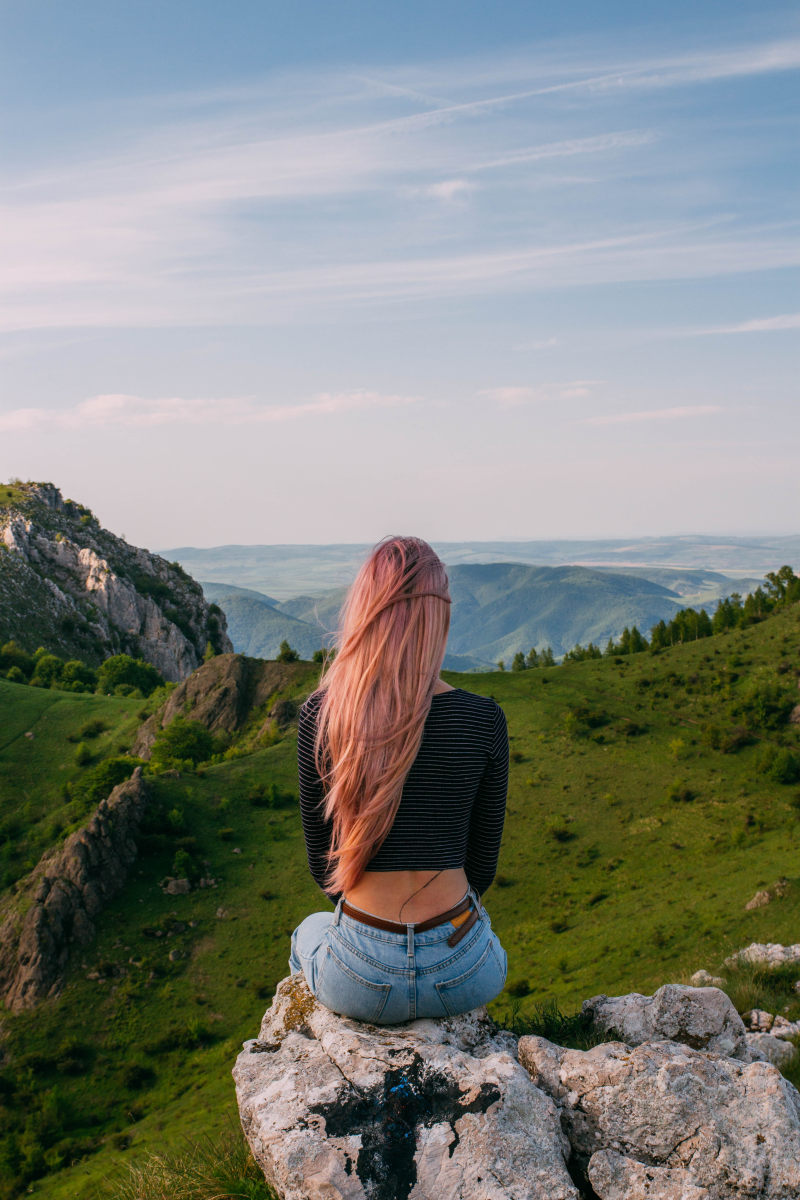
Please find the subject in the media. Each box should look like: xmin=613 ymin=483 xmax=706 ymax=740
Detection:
xmin=290 ymin=535 xmax=509 ymax=1024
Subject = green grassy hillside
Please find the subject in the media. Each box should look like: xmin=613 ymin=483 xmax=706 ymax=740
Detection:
xmin=2 ymin=604 xmax=799 ymax=1198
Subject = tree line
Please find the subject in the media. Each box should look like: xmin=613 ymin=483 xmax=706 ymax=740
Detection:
xmin=503 ymin=566 xmax=800 ymax=670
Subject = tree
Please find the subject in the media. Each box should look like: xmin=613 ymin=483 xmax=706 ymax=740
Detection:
xmin=150 ymin=717 xmax=215 ymax=771
xmin=97 ymin=654 xmax=163 ymax=697
xmin=540 ymin=647 xmax=555 ymax=667
xmin=277 ymin=640 xmax=300 ymax=663
xmin=511 ymin=651 xmax=526 ymax=671
xmin=525 ymin=647 xmax=539 ymax=669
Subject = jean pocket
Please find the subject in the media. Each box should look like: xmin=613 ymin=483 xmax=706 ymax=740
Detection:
xmin=316 ymin=944 xmax=392 ymax=1024
xmin=434 ymin=938 xmax=507 ymax=1018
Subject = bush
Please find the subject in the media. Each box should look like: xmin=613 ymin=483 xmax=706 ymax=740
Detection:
xmin=69 ymin=757 xmax=139 ymax=805
xmin=97 ymin=654 xmax=164 ymax=698
xmin=122 ymin=1063 xmax=156 ymax=1091
xmin=276 ymin=640 xmax=299 ymax=663
xmin=150 ymin=718 xmax=215 ymax=771
xmin=667 ymin=781 xmax=696 ymax=803
xmin=768 ymin=749 xmax=800 ymax=785
xmin=5 ymin=665 xmax=25 ymax=684
xmin=74 ymin=741 xmax=92 ymax=767
xmin=31 ymin=653 xmax=64 ymax=688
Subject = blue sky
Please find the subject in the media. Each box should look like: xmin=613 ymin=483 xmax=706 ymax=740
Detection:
xmin=1 ymin=1 xmax=798 ymax=547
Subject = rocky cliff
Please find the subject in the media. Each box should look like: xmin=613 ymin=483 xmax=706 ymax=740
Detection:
xmin=131 ymin=651 xmax=307 ymax=758
xmin=0 ymin=480 xmax=232 ymax=680
xmin=0 ymin=766 xmax=150 ymax=1012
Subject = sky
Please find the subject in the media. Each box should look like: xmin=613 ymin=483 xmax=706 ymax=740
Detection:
xmin=0 ymin=0 xmax=798 ymax=549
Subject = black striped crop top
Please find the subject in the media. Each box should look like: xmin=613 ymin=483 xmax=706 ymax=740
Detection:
xmin=297 ymin=687 xmax=509 ymax=903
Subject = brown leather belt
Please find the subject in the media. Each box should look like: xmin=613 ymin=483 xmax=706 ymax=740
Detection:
xmin=340 ymin=894 xmax=480 ymax=947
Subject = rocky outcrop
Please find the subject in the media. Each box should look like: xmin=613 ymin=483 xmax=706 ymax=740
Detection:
xmin=0 ymin=481 xmax=231 ymax=679
xmin=725 ymin=941 xmax=800 ymax=969
xmin=233 ymin=974 xmax=579 ymax=1200
xmin=0 ymin=766 xmax=149 ymax=1011
xmin=236 ymin=978 xmax=800 ymax=1199
xmin=581 ymin=982 xmax=750 ymax=1060
xmin=519 ymin=1035 xmax=800 ymax=1199
xmin=131 ymin=653 xmax=305 ymax=758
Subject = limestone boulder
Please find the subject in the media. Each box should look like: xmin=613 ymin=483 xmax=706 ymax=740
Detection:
xmin=233 ymin=973 xmax=579 ymax=1200
xmin=746 ymin=1032 xmax=796 ymax=1069
xmin=581 ymin=982 xmax=749 ymax=1060
xmin=518 ymin=1034 xmax=800 ymax=1199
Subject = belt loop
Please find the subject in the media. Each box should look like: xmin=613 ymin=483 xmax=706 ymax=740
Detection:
xmin=407 ymin=922 xmax=414 ymax=958
xmin=333 ymin=895 xmax=343 ymax=926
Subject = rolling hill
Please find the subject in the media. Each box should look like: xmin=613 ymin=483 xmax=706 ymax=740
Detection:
xmin=1 ymin=595 xmax=799 ymax=1197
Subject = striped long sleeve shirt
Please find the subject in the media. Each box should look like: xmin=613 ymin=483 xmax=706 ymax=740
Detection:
xmin=297 ymin=687 xmax=509 ymax=903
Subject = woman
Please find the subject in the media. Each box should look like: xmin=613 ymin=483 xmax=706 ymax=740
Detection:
xmin=290 ymin=535 xmax=509 ymax=1024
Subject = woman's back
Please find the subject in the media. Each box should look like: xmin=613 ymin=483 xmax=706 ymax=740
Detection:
xmin=298 ymin=682 xmax=508 ymax=921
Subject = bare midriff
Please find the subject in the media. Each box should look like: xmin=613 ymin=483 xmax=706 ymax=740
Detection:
xmin=344 ymin=866 xmax=469 ymax=924
xmin=343 ymin=680 xmax=464 ymax=924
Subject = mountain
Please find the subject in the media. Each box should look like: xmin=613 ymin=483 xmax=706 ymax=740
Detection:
xmin=159 ymin=536 xmax=798 ymax=599
xmin=2 ymin=595 xmax=800 ymax=1197
xmin=0 ymin=480 xmax=232 ymax=681
xmin=200 ymin=563 xmax=756 ymax=668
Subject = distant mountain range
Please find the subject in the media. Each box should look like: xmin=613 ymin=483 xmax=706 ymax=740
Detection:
xmin=200 ymin=562 xmax=764 ymax=669
xmin=160 ymin=535 xmax=797 ymax=600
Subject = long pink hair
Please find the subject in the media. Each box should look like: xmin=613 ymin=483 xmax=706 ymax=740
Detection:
xmin=314 ymin=536 xmax=451 ymax=897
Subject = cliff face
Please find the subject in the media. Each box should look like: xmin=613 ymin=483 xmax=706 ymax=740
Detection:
xmin=0 ymin=767 xmax=150 ymax=1012
xmin=0 ymin=481 xmax=232 ymax=680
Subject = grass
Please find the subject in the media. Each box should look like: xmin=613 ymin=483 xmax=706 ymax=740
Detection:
xmin=3 ymin=602 xmax=800 ymax=1197
xmin=106 ymin=1120 xmax=277 ymax=1200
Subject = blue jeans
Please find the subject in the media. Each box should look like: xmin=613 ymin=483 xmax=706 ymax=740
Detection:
xmin=289 ymin=887 xmax=508 ymax=1024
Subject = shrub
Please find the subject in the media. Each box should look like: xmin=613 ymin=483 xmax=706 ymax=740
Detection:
xmin=122 ymin=1063 xmax=156 ymax=1091
xmin=97 ymin=654 xmax=164 ymax=698
xmin=276 ymin=640 xmax=299 ymax=663
xmin=667 ymin=781 xmax=696 ymax=803
xmin=31 ymin=653 xmax=65 ymax=687
xmin=5 ymin=665 xmax=25 ymax=684
xmin=70 ymin=757 xmax=139 ymax=805
xmin=78 ymin=718 xmax=107 ymax=739
xmin=506 ymin=979 xmax=531 ymax=997
xmin=768 ymin=749 xmax=800 ymax=785
xmin=547 ymin=822 xmax=576 ymax=843
xmin=74 ymin=741 xmax=92 ymax=767
xmin=150 ymin=718 xmax=215 ymax=771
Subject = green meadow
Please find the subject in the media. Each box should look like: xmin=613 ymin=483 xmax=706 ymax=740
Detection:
xmin=2 ymin=603 xmax=800 ymax=1198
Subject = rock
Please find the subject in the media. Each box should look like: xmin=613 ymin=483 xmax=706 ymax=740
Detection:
xmin=689 ymin=969 xmax=726 ymax=988
xmin=725 ymin=942 xmax=800 ymax=969
xmin=588 ymin=1149 xmax=710 ymax=1199
xmin=789 ymin=703 xmax=800 ymax=726
xmin=581 ymin=983 xmax=749 ymax=1060
xmin=745 ymin=890 xmax=771 ymax=910
xmin=745 ymin=1008 xmax=775 ymax=1032
xmin=163 ymin=878 xmax=191 ymax=896
xmin=0 ymin=768 xmax=149 ymax=1011
xmin=769 ymin=1014 xmax=800 ymax=1040
xmin=746 ymin=1032 xmax=797 ymax=1069
xmin=518 ymin=1034 xmax=800 ymax=1199
xmin=0 ymin=482 xmax=231 ymax=680
xmin=131 ymin=653 xmax=304 ymax=758
xmin=233 ymin=974 xmax=579 ymax=1200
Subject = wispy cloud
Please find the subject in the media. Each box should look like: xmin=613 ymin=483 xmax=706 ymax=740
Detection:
xmin=479 ymin=381 xmax=599 ymax=406
xmin=690 ymin=312 xmax=800 ymax=336
xmin=419 ymin=179 xmax=475 ymax=201
xmin=581 ymin=405 xmax=724 ymax=426
xmin=0 ymin=390 xmax=417 ymax=433
xmin=1 ymin=32 xmax=798 ymax=333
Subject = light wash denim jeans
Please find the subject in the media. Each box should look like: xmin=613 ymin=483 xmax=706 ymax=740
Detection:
xmin=289 ymin=887 xmax=508 ymax=1024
